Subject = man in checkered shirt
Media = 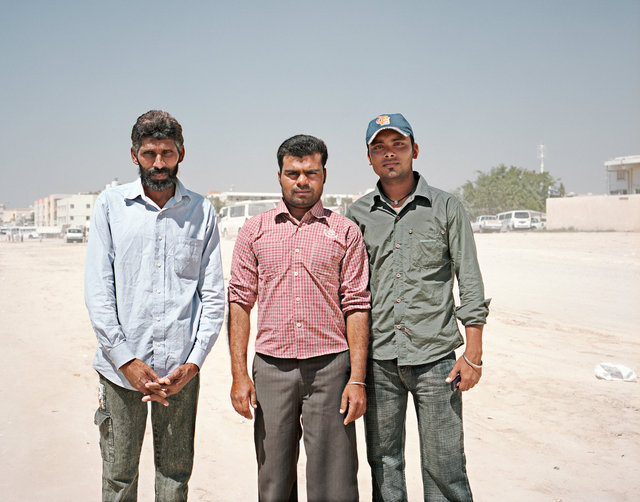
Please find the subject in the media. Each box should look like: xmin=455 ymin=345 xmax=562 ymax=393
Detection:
xmin=228 ymin=134 xmax=371 ymax=502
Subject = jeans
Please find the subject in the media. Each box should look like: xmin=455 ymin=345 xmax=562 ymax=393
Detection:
xmin=94 ymin=373 xmax=200 ymax=502
xmin=364 ymin=355 xmax=473 ymax=502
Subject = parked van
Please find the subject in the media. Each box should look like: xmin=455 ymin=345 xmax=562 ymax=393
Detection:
xmin=65 ymin=227 xmax=85 ymax=243
xmin=497 ymin=210 xmax=533 ymax=231
xmin=218 ymin=200 xmax=279 ymax=238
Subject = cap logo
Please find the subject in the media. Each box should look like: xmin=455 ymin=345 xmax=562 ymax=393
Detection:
xmin=376 ymin=115 xmax=390 ymax=126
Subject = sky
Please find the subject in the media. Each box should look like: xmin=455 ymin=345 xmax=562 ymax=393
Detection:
xmin=1 ymin=0 xmax=639 ymax=208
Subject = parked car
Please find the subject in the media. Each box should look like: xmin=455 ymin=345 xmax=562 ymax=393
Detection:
xmin=530 ymin=216 xmax=547 ymax=230
xmin=471 ymin=215 xmax=502 ymax=233
xmin=65 ymin=227 xmax=84 ymax=243
xmin=218 ymin=200 xmax=279 ymax=238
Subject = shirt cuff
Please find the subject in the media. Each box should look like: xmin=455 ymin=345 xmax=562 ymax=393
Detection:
xmin=455 ymin=298 xmax=491 ymax=326
xmin=109 ymin=340 xmax=137 ymax=370
xmin=186 ymin=345 xmax=207 ymax=369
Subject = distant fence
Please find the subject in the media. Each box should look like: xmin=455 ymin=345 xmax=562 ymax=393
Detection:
xmin=547 ymin=194 xmax=640 ymax=231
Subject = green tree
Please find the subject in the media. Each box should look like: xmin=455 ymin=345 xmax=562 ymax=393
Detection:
xmin=454 ymin=165 xmax=563 ymax=218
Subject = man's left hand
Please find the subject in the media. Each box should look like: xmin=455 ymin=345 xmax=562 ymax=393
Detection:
xmin=446 ymin=356 xmax=481 ymax=392
xmin=143 ymin=363 xmax=199 ymax=404
xmin=340 ymin=383 xmax=366 ymax=425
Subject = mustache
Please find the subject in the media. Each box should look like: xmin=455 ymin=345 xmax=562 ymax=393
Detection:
xmin=147 ymin=167 xmax=173 ymax=175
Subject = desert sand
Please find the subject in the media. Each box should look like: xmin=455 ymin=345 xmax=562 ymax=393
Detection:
xmin=0 ymin=231 xmax=638 ymax=501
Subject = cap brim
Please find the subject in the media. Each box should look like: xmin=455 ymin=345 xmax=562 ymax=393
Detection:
xmin=367 ymin=127 xmax=410 ymax=145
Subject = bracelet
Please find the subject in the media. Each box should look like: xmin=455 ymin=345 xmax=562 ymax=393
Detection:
xmin=347 ymin=381 xmax=367 ymax=387
xmin=462 ymin=353 xmax=483 ymax=369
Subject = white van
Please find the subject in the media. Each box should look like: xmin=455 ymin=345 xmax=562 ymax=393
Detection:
xmin=218 ymin=200 xmax=279 ymax=238
xmin=497 ymin=210 xmax=532 ymax=231
xmin=65 ymin=227 xmax=85 ymax=243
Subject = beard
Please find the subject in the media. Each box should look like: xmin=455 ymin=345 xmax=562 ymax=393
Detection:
xmin=139 ymin=163 xmax=179 ymax=192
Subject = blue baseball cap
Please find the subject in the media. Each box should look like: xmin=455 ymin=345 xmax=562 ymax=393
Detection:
xmin=366 ymin=113 xmax=414 ymax=145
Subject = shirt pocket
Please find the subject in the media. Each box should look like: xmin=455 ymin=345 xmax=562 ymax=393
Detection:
xmin=252 ymin=239 xmax=285 ymax=281
xmin=310 ymin=237 xmax=344 ymax=281
xmin=174 ymin=238 xmax=203 ymax=280
xmin=412 ymin=231 xmax=449 ymax=267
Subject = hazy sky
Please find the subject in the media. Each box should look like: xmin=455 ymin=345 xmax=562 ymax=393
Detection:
xmin=2 ymin=0 xmax=639 ymax=208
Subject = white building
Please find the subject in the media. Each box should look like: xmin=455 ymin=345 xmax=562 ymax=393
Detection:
xmin=34 ymin=193 xmax=71 ymax=227
xmin=56 ymin=193 xmax=98 ymax=229
xmin=605 ymin=155 xmax=640 ymax=195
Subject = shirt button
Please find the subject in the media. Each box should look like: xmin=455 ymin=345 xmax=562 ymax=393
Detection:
xmin=395 ymin=216 xmax=400 ymax=221
xmin=396 ymin=298 xmax=402 ymax=303
xmin=396 ymin=273 xmax=401 ymax=278
xmin=295 ymin=297 xmax=300 ymax=302
xmin=296 ymin=322 xmax=302 ymax=328
xmin=409 ymin=229 xmax=413 ymax=234
xmin=157 ymin=342 xmax=162 ymax=347
xmin=295 ymin=248 xmax=300 ymax=253
xmin=294 ymin=271 xmax=299 ymax=276
xmin=156 ymin=317 xmax=161 ymax=321
xmin=441 ymin=230 xmax=445 ymax=235
xmin=157 ymin=236 xmax=162 ymax=241
xmin=157 ymin=289 xmax=161 ymax=294
xmin=396 ymin=324 xmax=402 ymax=329
xmin=395 ymin=243 xmax=401 ymax=249
xmin=156 ymin=263 xmax=161 ymax=268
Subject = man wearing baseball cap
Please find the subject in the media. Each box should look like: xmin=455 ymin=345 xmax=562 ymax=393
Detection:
xmin=346 ymin=113 xmax=490 ymax=501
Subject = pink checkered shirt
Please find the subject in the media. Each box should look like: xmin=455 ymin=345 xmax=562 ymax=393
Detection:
xmin=228 ymin=199 xmax=370 ymax=359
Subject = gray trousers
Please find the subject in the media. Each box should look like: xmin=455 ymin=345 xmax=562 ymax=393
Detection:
xmin=253 ymin=351 xmax=359 ymax=502
xmin=94 ymin=373 xmax=199 ymax=502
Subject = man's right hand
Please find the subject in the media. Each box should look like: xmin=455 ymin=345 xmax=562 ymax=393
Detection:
xmin=120 ymin=359 xmax=169 ymax=405
xmin=230 ymin=374 xmax=257 ymax=420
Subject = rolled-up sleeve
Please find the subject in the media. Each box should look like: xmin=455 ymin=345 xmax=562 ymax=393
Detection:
xmin=448 ymin=198 xmax=491 ymax=325
xmin=339 ymin=222 xmax=371 ymax=314
xmin=228 ymin=222 xmax=259 ymax=308
xmin=186 ymin=205 xmax=225 ymax=368
xmin=84 ymin=194 xmax=136 ymax=369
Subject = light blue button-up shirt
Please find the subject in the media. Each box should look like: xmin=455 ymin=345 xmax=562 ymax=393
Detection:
xmin=85 ymin=178 xmax=225 ymax=390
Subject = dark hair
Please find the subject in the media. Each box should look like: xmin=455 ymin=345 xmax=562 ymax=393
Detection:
xmin=131 ymin=110 xmax=184 ymax=153
xmin=277 ymin=135 xmax=328 ymax=171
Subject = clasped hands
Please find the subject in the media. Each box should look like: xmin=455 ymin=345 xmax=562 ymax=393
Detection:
xmin=120 ymin=358 xmax=199 ymax=406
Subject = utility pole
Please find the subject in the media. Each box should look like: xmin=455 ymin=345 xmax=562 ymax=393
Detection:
xmin=537 ymin=144 xmax=545 ymax=174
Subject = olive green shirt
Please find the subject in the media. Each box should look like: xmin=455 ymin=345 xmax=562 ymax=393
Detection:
xmin=346 ymin=172 xmax=489 ymax=365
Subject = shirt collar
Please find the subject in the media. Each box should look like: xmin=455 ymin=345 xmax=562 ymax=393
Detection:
xmin=371 ymin=171 xmax=432 ymax=209
xmin=275 ymin=198 xmax=327 ymax=222
xmin=123 ymin=178 xmax=189 ymax=206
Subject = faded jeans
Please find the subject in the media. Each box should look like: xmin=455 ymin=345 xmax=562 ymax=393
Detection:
xmin=364 ymin=355 xmax=473 ymax=502
xmin=94 ymin=373 xmax=199 ymax=502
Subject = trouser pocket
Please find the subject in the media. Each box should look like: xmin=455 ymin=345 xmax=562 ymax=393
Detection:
xmin=94 ymin=408 xmax=115 ymax=463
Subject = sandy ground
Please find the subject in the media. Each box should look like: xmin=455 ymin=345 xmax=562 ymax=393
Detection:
xmin=0 ymin=231 xmax=638 ymax=501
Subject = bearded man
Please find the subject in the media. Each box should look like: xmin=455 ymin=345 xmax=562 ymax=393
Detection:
xmin=85 ymin=110 xmax=225 ymax=501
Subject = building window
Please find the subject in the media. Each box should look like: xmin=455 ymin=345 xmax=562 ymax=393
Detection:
xmin=616 ymin=171 xmax=626 ymax=181
xmin=86 ymin=216 xmax=90 ymax=220
xmin=70 ymin=216 xmax=74 ymax=220
xmin=86 ymin=204 xmax=91 ymax=209
xmin=70 ymin=203 xmax=75 ymax=209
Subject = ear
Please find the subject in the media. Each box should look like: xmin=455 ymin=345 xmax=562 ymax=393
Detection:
xmin=412 ymin=142 xmax=419 ymax=160
xmin=178 ymin=146 xmax=185 ymax=163
xmin=323 ymin=168 xmax=327 ymax=185
xmin=131 ymin=147 xmax=139 ymax=165
xmin=367 ymin=151 xmax=372 ymax=166
xmin=277 ymin=169 xmax=282 ymax=188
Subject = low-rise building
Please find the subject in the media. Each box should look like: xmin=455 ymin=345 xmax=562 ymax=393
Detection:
xmin=56 ymin=193 xmax=99 ymax=229
xmin=606 ymin=155 xmax=640 ymax=195
xmin=34 ymin=193 xmax=71 ymax=227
